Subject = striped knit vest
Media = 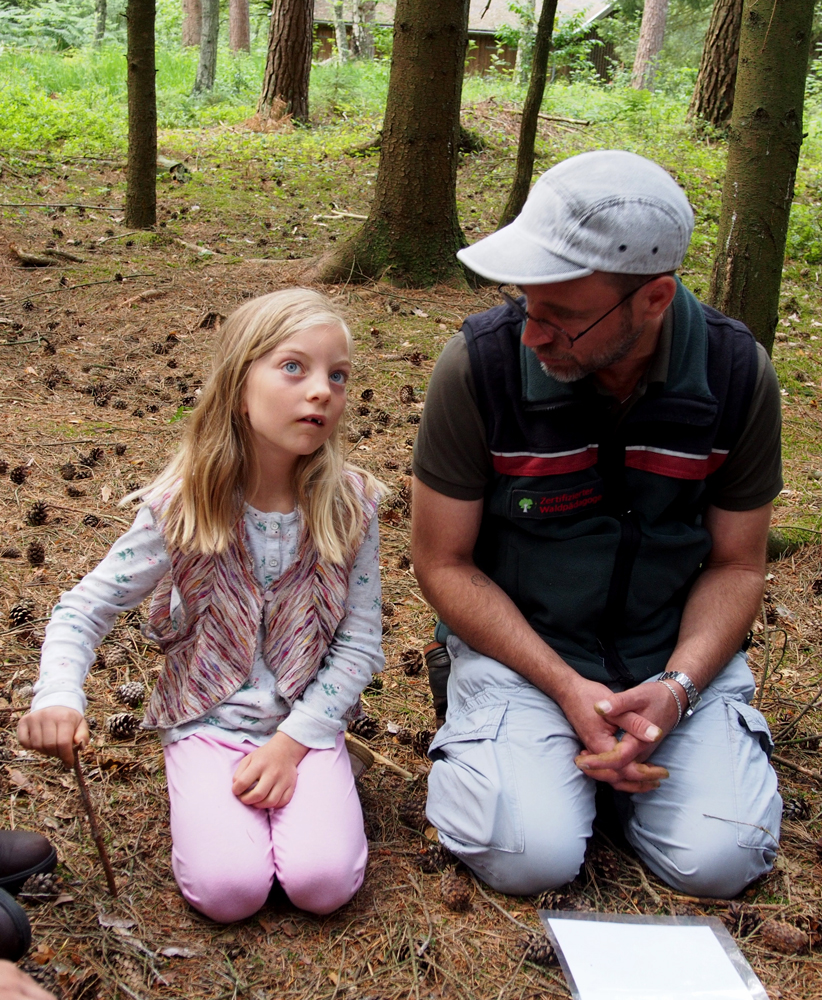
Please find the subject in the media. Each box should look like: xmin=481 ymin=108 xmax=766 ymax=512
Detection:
xmin=141 ymin=473 xmax=379 ymax=729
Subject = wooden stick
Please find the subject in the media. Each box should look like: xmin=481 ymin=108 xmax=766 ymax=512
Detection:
xmin=771 ymin=752 xmax=822 ymax=782
xmin=0 ymin=202 xmax=124 ymax=210
xmin=72 ymin=745 xmax=118 ymax=897
xmin=344 ymin=732 xmax=413 ymax=779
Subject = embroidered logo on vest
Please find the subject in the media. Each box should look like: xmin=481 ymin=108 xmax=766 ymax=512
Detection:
xmin=511 ymin=482 xmax=604 ymax=518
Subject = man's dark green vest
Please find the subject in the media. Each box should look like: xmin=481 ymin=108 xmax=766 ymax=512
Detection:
xmin=462 ymin=280 xmax=759 ymax=686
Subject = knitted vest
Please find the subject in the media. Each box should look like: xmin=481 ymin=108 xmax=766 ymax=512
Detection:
xmin=462 ymin=279 xmax=759 ymax=686
xmin=141 ymin=473 xmax=379 ymax=729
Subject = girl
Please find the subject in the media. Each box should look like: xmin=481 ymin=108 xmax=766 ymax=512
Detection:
xmin=18 ymin=289 xmax=385 ymax=923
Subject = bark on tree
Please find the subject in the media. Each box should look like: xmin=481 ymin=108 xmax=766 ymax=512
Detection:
xmin=125 ymin=0 xmax=157 ymax=229
xmin=631 ymin=0 xmax=669 ymax=91
xmin=351 ymin=0 xmax=376 ymax=59
xmin=514 ymin=0 xmax=536 ymax=87
xmin=687 ymin=0 xmax=742 ymax=127
xmin=229 ymin=0 xmax=250 ymax=52
xmin=258 ymin=0 xmax=313 ymax=122
xmin=193 ymin=0 xmax=220 ymax=92
xmin=333 ymin=0 xmax=350 ymax=62
xmin=709 ymin=0 xmax=815 ymax=356
xmin=498 ymin=0 xmax=559 ymax=229
xmin=94 ymin=0 xmax=106 ymax=44
xmin=181 ymin=0 xmax=202 ymax=47
xmin=315 ymin=0 xmax=470 ymax=285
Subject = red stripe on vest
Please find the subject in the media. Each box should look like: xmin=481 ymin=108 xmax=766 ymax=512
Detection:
xmin=625 ymin=449 xmax=728 ymax=479
xmin=493 ymin=447 xmax=598 ymax=476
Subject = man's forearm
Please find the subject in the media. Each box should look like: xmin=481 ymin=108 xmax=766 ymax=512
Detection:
xmin=416 ymin=560 xmax=578 ymax=701
xmin=665 ymin=562 xmax=764 ymax=691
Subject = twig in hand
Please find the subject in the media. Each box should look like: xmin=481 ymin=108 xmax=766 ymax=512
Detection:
xmin=73 ymin=745 xmax=118 ymax=897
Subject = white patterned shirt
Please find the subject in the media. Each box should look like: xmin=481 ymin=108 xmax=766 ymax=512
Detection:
xmin=31 ymin=505 xmax=384 ymax=750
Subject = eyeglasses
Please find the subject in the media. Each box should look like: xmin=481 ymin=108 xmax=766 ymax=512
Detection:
xmin=498 ymin=280 xmax=654 ymax=347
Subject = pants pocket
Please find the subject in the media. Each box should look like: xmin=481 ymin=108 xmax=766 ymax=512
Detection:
xmin=427 ymin=697 xmax=524 ymax=854
xmin=725 ymin=700 xmax=781 ymax=851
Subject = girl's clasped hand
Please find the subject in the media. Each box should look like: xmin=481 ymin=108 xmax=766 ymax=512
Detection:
xmin=18 ymin=289 xmax=385 ymax=923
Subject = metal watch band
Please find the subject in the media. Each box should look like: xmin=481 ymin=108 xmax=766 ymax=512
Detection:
xmin=659 ymin=671 xmax=702 ymax=718
xmin=657 ymin=680 xmax=683 ymax=728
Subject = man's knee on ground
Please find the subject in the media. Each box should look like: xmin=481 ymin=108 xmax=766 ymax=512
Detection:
xmin=445 ymin=834 xmax=586 ymax=897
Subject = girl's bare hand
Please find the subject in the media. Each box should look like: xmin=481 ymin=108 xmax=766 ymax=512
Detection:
xmin=17 ymin=707 xmax=89 ymax=767
xmin=231 ymin=731 xmax=309 ymax=809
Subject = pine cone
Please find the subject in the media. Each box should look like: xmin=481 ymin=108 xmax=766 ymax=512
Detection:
xmin=357 ymin=403 xmax=370 ymax=416
xmin=0 ymin=459 xmax=7 ymax=475
xmin=375 ymin=409 xmax=391 ymax=426
xmin=9 ymin=601 xmax=34 ymax=628
xmin=112 ymin=953 xmax=145 ymax=991
xmin=152 ymin=341 xmax=171 ymax=355
xmin=89 ymin=447 xmax=105 ymax=463
xmin=74 ymin=466 xmax=92 ymax=480
xmin=520 ymin=932 xmax=557 ymax=967
xmin=724 ymin=901 xmax=762 ymax=937
xmin=440 ymin=868 xmax=471 ymax=912
xmin=398 ymin=798 xmax=428 ymax=832
xmin=535 ymin=887 xmax=585 ymax=911
xmin=105 ymin=713 xmax=140 ymax=740
xmin=106 ymin=645 xmax=130 ymax=668
xmin=360 ymin=388 xmax=374 ymax=401
xmin=132 ymin=408 xmax=145 ymax=417
xmin=587 ymin=844 xmax=621 ymax=881
xmin=117 ymin=681 xmax=145 ymax=708
xmin=759 ymin=919 xmax=809 ymax=954
xmin=418 ymin=843 xmax=456 ymax=873
xmin=400 ymin=648 xmax=423 ymax=676
xmin=59 ymin=462 xmax=77 ymax=481
xmin=399 ymin=384 xmax=416 ymax=404
xmin=394 ymin=728 xmax=413 ymax=745
xmin=9 ymin=464 xmax=28 ymax=485
xmin=114 ymin=443 xmax=127 ymax=456
xmin=412 ymin=730 xmax=433 ymax=758
xmin=66 ymin=485 xmax=86 ymax=498
xmin=348 ymin=715 xmax=379 ymax=741
xmin=113 ymin=399 xmax=127 ymax=410
xmin=26 ymin=501 xmax=48 ymax=526
xmin=19 ymin=871 xmax=61 ymax=903
xmin=407 ymin=413 xmax=421 ymax=425
xmin=0 ymin=546 xmax=21 ymax=558
xmin=83 ymin=514 xmax=100 ymax=528
xmin=26 ymin=540 xmax=45 ymax=566
xmin=784 ymin=796 xmax=811 ymax=820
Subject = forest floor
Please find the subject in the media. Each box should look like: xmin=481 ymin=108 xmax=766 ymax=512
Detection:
xmin=1 ymin=102 xmax=822 ymax=1000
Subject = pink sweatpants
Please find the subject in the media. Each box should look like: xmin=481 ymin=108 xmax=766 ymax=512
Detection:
xmin=163 ymin=731 xmax=367 ymax=923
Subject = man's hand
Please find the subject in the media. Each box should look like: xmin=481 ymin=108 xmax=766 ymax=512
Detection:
xmin=0 ymin=961 xmax=56 ymax=1000
xmin=17 ymin=707 xmax=89 ymax=767
xmin=232 ymin=731 xmax=310 ymax=810
xmin=557 ymin=674 xmax=673 ymax=793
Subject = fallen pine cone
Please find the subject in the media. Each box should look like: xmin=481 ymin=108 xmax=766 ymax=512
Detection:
xmin=759 ymin=919 xmax=808 ymax=954
xmin=19 ymin=872 xmax=61 ymax=903
xmin=398 ymin=797 xmax=428 ymax=832
xmin=519 ymin=932 xmax=557 ymax=967
xmin=116 ymin=681 xmax=145 ymax=708
xmin=418 ymin=843 xmax=456 ymax=873
xmin=440 ymin=868 xmax=471 ymax=912
xmin=105 ymin=713 xmax=140 ymax=740
xmin=724 ymin=901 xmax=762 ymax=937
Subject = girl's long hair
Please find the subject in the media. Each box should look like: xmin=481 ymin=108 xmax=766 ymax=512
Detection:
xmin=133 ymin=288 xmax=383 ymax=565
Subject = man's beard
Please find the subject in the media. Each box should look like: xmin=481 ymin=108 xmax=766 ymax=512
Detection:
xmin=537 ymin=307 xmax=643 ymax=384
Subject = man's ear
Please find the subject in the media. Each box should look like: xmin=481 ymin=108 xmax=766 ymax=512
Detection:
xmin=639 ymin=275 xmax=677 ymax=320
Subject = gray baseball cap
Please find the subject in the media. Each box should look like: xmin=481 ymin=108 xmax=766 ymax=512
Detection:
xmin=457 ymin=150 xmax=694 ymax=285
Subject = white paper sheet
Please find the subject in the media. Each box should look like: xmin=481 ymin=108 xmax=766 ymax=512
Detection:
xmin=542 ymin=914 xmax=762 ymax=1000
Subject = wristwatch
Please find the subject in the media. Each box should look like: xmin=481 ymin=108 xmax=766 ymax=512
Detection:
xmin=659 ymin=671 xmax=702 ymax=718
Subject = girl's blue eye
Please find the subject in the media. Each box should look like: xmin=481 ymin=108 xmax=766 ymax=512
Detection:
xmin=283 ymin=361 xmax=300 ymax=374
xmin=330 ymin=370 xmax=347 ymax=384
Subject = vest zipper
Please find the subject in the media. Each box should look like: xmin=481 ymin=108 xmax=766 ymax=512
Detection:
xmin=596 ymin=509 xmax=642 ymax=687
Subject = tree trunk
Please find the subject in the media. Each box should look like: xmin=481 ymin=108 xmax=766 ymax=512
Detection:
xmin=258 ymin=0 xmax=313 ymax=122
xmin=94 ymin=0 xmax=106 ymax=44
xmin=181 ymin=0 xmax=202 ymax=47
xmin=687 ymin=0 xmax=742 ymax=126
xmin=229 ymin=0 xmax=250 ymax=52
xmin=709 ymin=0 xmax=814 ymax=356
xmin=631 ymin=0 xmax=669 ymax=91
xmin=193 ymin=0 xmax=220 ymax=92
xmin=514 ymin=0 xmax=536 ymax=87
xmin=351 ymin=0 xmax=376 ymax=59
xmin=315 ymin=0 xmax=470 ymax=286
xmin=125 ymin=0 xmax=156 ymax=229
xmin=498 ymin=0 xmax=559 ymax=229
xmin=333 ymin=0 xmax=349 ymax=62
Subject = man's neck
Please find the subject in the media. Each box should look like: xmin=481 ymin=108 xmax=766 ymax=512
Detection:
xmin=593 ymin=314 xmax=665 ymax=402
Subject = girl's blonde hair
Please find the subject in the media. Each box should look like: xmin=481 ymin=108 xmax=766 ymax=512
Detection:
xmin=135 ymin=288 xmax=383 ymax=564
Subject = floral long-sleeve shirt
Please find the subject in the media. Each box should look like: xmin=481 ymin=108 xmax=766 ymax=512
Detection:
xmin=31 ymin=504 xmax=384 ymax=750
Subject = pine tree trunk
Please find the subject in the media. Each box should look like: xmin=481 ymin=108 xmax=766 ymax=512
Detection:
xmin=333 ymin=0 xmax=349 ymax=62
xmin=229 ymin=0 xmax=250 ymax=52
xmin=687 ymin=0 xmax=742 ymax=126
xmin=193 ymin=0 xmax=220 ymax=92
xmin=125 ymin=0 xmax=156 ymax=229
xmin=514 ymin=0 xmax=536 ymax=87
xmin=709 ymin=0 xmax=814 ymax=356
xmin=351 ymin=0 xmax=376 ymax=59
xmin=258 ymin=0 xmax=313 ymax=122
xmin=181 ymin=0 xmax=202 ymax=47
xmin=94 ymin=0 xmax=106 ymax=44
xmin=498 ymin=0 xmax=559 ymax=229
xmin=315 ymin=0 xmax=470 ymax=286
xmin=631 ymin=0 xmax=669 ymax=91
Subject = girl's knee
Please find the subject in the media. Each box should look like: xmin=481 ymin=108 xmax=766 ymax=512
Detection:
xmin=173 ymin=856 xmax=272 ymax=923
xmin=280 ymin=858 xmax=365 ymax=915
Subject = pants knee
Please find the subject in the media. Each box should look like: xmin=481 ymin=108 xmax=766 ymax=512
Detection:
xmin=280 ymin=862 xmax=364 ymax=915
xmin=174 ymin=858 xmax=271 ymax=923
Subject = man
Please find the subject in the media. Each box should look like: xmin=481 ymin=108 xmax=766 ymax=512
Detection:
xmin=411 ymin=150 xmax=782 ymax=898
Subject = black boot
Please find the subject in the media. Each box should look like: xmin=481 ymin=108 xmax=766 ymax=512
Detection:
xmin=424 ymin=643 xmax=451 ymax=729
xmin=0 ymin=831 xmax=57 ymax=896
xmin=0 ymin=888 xmax=31 ymax=962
